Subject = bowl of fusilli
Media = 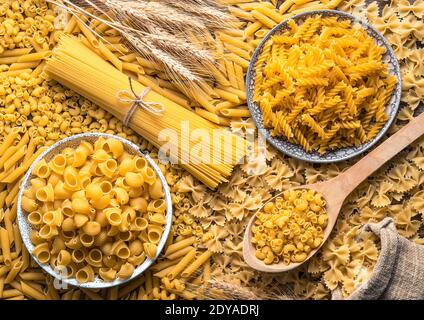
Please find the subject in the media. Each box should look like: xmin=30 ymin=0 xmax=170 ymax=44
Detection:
xmin=246 ymin=10 xmax=402 ymax=163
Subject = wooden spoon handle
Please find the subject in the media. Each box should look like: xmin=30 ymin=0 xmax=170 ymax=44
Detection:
xmin=333 ymin=112 xmax=424 ymax=198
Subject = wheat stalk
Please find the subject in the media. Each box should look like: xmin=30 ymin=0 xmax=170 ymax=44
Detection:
xmin=158 ymin=0 xmax=233 ymax=28
xmin=108 ymin=0 xmax=222 ymax=34
xmin=53 ymin=0 xmax=195 ymax=83
xmin=125 ymin=33 xmax=199 ymax=83
xmin=183 ymin=278 xmax=297 ymax=300
xmin=49 ymin=0 xmax=233 ymax=96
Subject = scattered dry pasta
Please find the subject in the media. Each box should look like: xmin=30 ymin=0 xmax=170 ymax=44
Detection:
xmin=22 ymin=137 xmax=166 ymax=283
xmin=254 ymin=15 xmax=398 ymax=154
xmin=0 ymin=0 xmax=423 ymax=301
xmin=252 ymin=189 xmax=328 ymax=265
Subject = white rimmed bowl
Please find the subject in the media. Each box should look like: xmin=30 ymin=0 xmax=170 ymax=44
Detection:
xmin=17 ymin=133 xmax=173 ymax=289
xmin=246 ymin=9 xmax=402 ymax=163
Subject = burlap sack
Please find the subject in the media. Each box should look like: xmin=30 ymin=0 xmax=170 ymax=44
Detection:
xmin=344 ymin=218 xmax=424 ymax=300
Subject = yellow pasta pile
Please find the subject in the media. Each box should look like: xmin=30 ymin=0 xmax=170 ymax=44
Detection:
xmin=254 ymin=15 xmax=398 ymax=154
xmin=252 ymin=189 xmax=328 ymax=265
xmin=7 ymin=0 xmax=421 ymax=300
xmin=21 ymin=137 xmax=166 ymax=283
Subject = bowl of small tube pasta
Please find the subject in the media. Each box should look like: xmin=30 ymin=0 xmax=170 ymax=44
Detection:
xmin=17 ymin=133 xmax=173 ymax=289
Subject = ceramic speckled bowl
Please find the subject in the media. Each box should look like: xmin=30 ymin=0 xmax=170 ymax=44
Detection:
xmin=246 ymin=10 xmax=402 ymax=163
xmin=17 ymin=133 xmax=173 ymax=289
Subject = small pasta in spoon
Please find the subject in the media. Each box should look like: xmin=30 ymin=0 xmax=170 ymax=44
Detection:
xmin=251 ymin=189 xmax=328 ymax=265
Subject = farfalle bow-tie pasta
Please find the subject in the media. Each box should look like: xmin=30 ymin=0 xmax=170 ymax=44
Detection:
xmin=254 ymin=15 xmax=398 ymax=154
xmin=21 ymin=137 xmax=166 ymax=283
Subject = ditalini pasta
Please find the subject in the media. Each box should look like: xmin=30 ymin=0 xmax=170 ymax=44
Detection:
xmin=45 ymin=36 xmax=249 ymax=190
xmin=22 ymin=137 xmax=167 ymax=283
xmin=253 ymin=15 xmax=398 ymax=154
xmin=251 ymin=189 xmax=328 ymax=265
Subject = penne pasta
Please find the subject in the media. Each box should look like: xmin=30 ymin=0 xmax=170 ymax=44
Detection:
xmin=164 ymin=237 xmax=196 ymax=257
xmin=13 ymin=224 xmax=22 ymax=255
xmin=0 ymin=128 xmax=20 ymax=157
xmin=255 ymin=4 xmax=285 ymax=23
xmin=0 ymin=69 xmax=33 ymax=77
xmin=225 ymin=60 xmax=239 ymax=89
xmin=279 ymin=0 xmax=295 ymax=13
xmin=0 ymin=228 xmax=11 ymax=266
xmin=77 ymin=19 xmax=99 ymax=48
xmin=8 ymin=62 xmax=40 ymax=71
xmin=20 ymin=281 xmax=47 ymax=300
xmin=118 ymin=275 xmax=145 ymax=299
xmin=17 ymin=51 xmax=52 ymax=63
xmin=251 ymin=9 xmax=278 ymax=29
xmin=153 ymin=265 xmax=175 ymax=278
xmin=4 ymin=259 xmax=23 ymax=284
xmin=195 ymin=108 xmax=220 ymax=125
xmin=0 ymin=48 xmax=32 ymax=57
xmin=217 ymin=86 xmax=246 ymax=101
xmin=2 ymin=289 xmax=22 ymax=299
xmin=122 ymin=62 xmax=145 ymax=75
xmin=167 ymin=248 xmax=196 ymax=280
xmin=244 ymin=21 xmax=263 ymax=37
xmin=98 ymin=41 xmax=123 ymax=71
xmin=220 ymin=108 xmax=251 ymax=118
xmin=234 ymin=63 xmax=246 ymax=91
xmin=18 ymin=272 xmax=46 ymax=282
xmin=181 ymin=251 xmax=214 ymax=278
xmin=217 ymin=32 xmax=251 ymax=51
xmin=3 ymin=146 xmax=26 ymax=171
xmin=47 ymin=280 xmax=60 ymax=300
xmin=225 ymin=53 xmax=250 ymax=69
xmin=0 ymin=265 xmax=11 ymax=278
xmin=229 ymin=6 xmax=255 ymax=22
xmin=81 ymin=288 xmax=103 ymax=300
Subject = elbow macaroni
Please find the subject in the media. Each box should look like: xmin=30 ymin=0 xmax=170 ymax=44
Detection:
xmin=22 ymin=138 xmax=167 ymax=282
xmin=251 ymin=189 xmax=328 ymax=265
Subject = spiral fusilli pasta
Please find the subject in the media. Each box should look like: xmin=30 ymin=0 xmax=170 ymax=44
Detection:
xmin=254 ymin=15 xmax=398 ymax=154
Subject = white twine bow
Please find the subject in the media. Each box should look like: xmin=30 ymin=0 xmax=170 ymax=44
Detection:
xmin=118 ymin=77 xmax=165 ymax=127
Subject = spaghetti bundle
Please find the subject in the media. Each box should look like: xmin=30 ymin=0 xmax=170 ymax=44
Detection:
xmin=45 ymin=36 xmax=248 ymax=189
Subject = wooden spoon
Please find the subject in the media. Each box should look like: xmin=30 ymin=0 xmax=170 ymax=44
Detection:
xmin=243 ymin=111 xmax=424 ymax=273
